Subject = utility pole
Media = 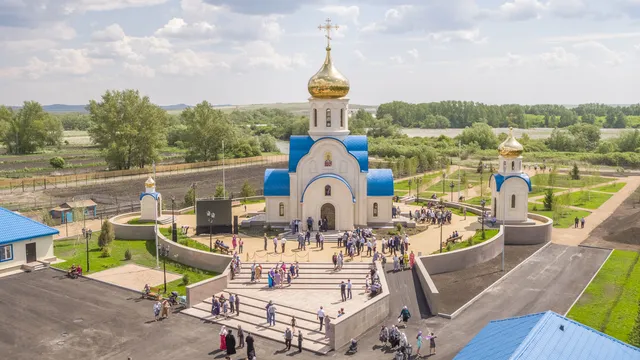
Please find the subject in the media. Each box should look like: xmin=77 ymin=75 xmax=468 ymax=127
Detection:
xmin=458 ymin=141 xmax=461 ymax=200
xmin=222 ymin=140 xmax=226 ymax=199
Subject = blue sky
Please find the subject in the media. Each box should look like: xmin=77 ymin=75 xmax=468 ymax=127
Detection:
xmin=0 ymin=0 xmax=638 ymax=106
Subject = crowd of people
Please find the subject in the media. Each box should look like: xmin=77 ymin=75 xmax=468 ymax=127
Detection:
xmin=218 ymin=325 xmax=256 ymax=359
xmin=378 ymin=307 xmax=438 ymax=359
xmin=411 ymin=204 xmax=454 ymax=225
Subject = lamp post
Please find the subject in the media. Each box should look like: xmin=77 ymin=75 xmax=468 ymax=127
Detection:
xmin=416 ymin=177 xmax=423 ymax=203
xmin=191 ymin=182 xmax=198 ymax=215
xmin=439 ymin=202 xmax=444 ymax=254
xmin=449 ymin=182 xmax=455 ymax=202
xmin=408 ymin=179 xmax=413 ymax=197
xmin=480 ymin=199 xmax=486 ymax=240
xmin=479 ymin=166 xmax=484 ymax=199
xmin=85 ymin=228 xmax=91 ymax=273
xmin=158 ymin=244 xmax=170 ymax=293
xmin=207 ymin=210 xmax=215 ymax=252
xmin=171 ymin=196 xmax=177 ymax=242
xmin=442 ymin=172 xmax=446 ymax=195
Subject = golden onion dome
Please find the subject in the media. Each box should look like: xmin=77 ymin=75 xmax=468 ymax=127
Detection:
xmin=145 ymin=176 xmax=156 ymax=187
xmin=498 ymin=127 xmax=524 ymax=158
xmin=308 ymin=46 xmax=350 ymax=99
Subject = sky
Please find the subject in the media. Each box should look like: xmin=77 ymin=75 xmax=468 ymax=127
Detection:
xmin=0 ymin=0 xmax=639 ymax=106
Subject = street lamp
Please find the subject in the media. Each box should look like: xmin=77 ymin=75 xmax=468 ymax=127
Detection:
xmin=85 ymin=229 xmax=92 ymax=273
xmin=480 ymin=199 xmax=486 ymax=240
xmin=439 ymin=207 xmax=444 ymax=254
xmin=207 ymin=210 xmax=215 ymax=252
xmin=416 ymin=177 xmax=423 ymax=203
xmin=479 ymin=166 xmax=484 ymax=199
xmin=158 ymin=244 xmax=170 ymax=293
xmin=442 ymin=172 xmax=446 ymax=195
xmin=191 ymin=182 xmax=198 ymax=215
xmin=171 ymin=196 xmax=177 ymax=242
xmin=408 ymin=179 xmax=413 ymax=197
xmin=449 ymin=182 xmax=455 ymax=202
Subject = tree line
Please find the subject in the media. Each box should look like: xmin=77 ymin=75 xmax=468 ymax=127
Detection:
xmin=376 ymin=101 xmax=639 ymax=129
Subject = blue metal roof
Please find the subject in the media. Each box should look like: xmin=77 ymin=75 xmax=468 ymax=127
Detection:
xmin=455 ymin=311 xmax=640 ymax=360
xmin=264 ymin=169 xmax=290 ymax=196
xmin=367 ymin=169 xmax=394 ymax=197
xmin=288 ymin=135 xmax=368 ymax=173
xmin=491 ymin=173 xmax=532 ymax=192
xmin=139 ymin=192 xmax=160 ymax=201
xmin=300 ymin=173 xmax=355 ymax=203
xmin=0 ymin=207 xmax=59 ymax=245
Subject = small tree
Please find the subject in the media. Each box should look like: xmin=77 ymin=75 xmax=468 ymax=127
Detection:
xmin=547 ymin=166 xmax=558 ymax=187
xmin=41 ymin=210 xmax=55 ymax=226
xmin=570 ymin=163 xmax=580 ymax=180
xmin=124 ymin=248 xmax=132 ymax=260
xmin=543 ymin=188 xmax=554 ymax=211
xmin=240 ymin=180 xmax=255 ymax=199
xmin=184 ymin=187 xmax=195 ymax=207
xmin=476 ymin=161 xmax=484 ymax=174
xmin=214 ymin=183 xmax=226 ymax=199
xmin=49 ymin=156 xmax=65 ymax=169
xmin=98 ymin=220 xmax=115 ymax=248
xmin=72 ymin=207 xmax=85 ymax=224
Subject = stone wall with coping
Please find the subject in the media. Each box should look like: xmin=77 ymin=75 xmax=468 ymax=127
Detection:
xmin=329 ymin=261 xmax=390 ymax=350
xmin=504 ymin=213 xmax=553 ymax=245
xmin=413 ymin=258 xmax=440 ymax=315
xmin=420 ymin=226 xmax=505 ymax=275
xmin=110 ymin=212 xmax=156 ymax=240
xmin=186 ymin=268 xmax=230 ymax=308
xmin=156 ymin=231 xmax=232 ymax=274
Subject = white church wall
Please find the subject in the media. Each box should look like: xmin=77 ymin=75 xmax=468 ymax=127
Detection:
xmin=140 ymin=195 xmax=161 ymax=221
xmin=301 ymin=177 xmax=355 ymax=231
xmin=490 ymin=178 xmax=529 ymax=222
xmin=297 ymin=140 xmax=360 ymax=194
xmin=308 ymin=98 xmax=350 ymax=140
xmin=367 ymin=197 xmax=393 ymax=223
xmin=266 ymin=197 xmax=290 ymax=223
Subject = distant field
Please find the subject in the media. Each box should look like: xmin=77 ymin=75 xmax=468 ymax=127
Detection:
xmin=402 ymin=127 xmax=634 ymax=140
xmin=530 ymin=174 xmax=612 ymax=188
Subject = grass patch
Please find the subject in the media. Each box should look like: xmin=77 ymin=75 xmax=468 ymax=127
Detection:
xmin=159 ymin=227 xmax=217 ymax=253
xmin=592 ymin=182 xmax=626 ymax=193
xmin=567 ymin=250 xmax=640 ymax=343
xmin=126 ymin=217 xmax=156 ymax=225
xmin=427 ymin=179 xmax=460 ymax=193
xmin=555 ymin=191 xmax=613 ymax=210
xmin=527 ymin=202 xmax=591 ymax=228
xmin=394 ymin=171 xmax=442 ymax=191
xmin=528 ymin=186 xmax=554 ymax=198
xmin=530 ymin=174 xmax=612 ymax=188
xmin=448 ymin=169 xmax=493 ymax=184
xmin=52 ymin=233 xmax=217 ymax=295
xmin=183 ymin=209 xmax=195 ymax=215
xmin=239 ymin=198 xmax=265 ymax=205
xmin=465 ymin=197 xmax=492 ymax=207
xmin=433 ymin=229 xmax=500 ymax=254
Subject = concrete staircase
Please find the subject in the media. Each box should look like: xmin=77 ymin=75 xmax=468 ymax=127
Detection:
xmin=21 ymin=261 xmax=49 ymax=272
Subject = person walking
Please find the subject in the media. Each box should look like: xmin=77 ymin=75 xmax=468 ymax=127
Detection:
xmin=264 ymin=233 xmax=268 ymax=251
xmin=291 ymin=316 xmax=297 ymax=334
xmin=347 ymin=279 xmax=352 ymax=300
xmin=229 ymin=293 xmax=235 ymax=314
xmin=581 ymin=217 xmax=586 ymax=229
xmin=379 ymin=325 xmax=389 ymax=347
xmin=239 ymin=238 xmax=244 ymax=254
xmin=317 ymin=306 xmax=325 ymax=331
xmin=297 ymin=330 xmax=303 ymax=353
xmin=153 ymin=300 xmax=162 ymax=321
xmin=281 ymin=237 xmax=287 ymax=253
xmin=225 ymin=329 xmax=236 ymax=355
xmin=235 ymin=294 xmax=240 ymax=315
xmin=273 ymin=236 xmax=278 ymax=253
xmin=238 ymin=325 xmax=245 ymax=348
xmin=409 ymin=251 xmax=415 ymax=269
xmin=399 ymin=306 xmax=411 ymax=327
xmin=161 ymin=299 xmax=170 ymax=319
xmin=416 ymin=331 xmax=424 ymax=357
xmin=284 ymin=327 xmax=293 ymax=351
xmin=268 ymin=301 xmax=277 ymax=326
xmin=340 ymin=281 xmax=347 ymax=302
xmin=246 ymin=333 xmax=255 ymax=360
xmin=219 ymin=326 xmax=228 ymax=351
xmin=427 ymin=332 xmax=437 ymax=356
xmin=574 ymin=216 xmax=579 ymax=228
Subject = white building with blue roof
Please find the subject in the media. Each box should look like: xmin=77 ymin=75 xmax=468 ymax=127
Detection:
xmin=263 ymin=22 xmax=394 ymax=230
xmin=455 ymin=311 xmax=640 ymax=360
xmin=0 ymin=207 xmax=59 ymax=273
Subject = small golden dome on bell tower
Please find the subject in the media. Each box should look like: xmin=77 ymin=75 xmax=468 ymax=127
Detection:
xmin=307 ymin=18 xmax=350 ymax=99
xmin=498 ymin=127 xmax=524 ymax=158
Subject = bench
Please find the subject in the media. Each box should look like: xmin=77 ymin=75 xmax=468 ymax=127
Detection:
xmin=442 ymin=235 xmax=462 ymax=246
xmin=214 ymin=243 xmax=231 ymax=254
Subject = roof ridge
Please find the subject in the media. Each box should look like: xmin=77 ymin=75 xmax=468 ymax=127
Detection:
xmin=0 ymin=206 xmax=57 ymax=231
xmin=509 ymin=310 xmax=553 ymax=359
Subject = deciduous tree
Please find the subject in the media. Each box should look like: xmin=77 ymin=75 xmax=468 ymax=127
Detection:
xmin=182 ymin=101 xmax=235 ymax=162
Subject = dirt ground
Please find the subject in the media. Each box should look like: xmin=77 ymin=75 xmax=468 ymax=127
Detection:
xmin=429 ymin=243 xmax=545 ymax=315
xmin=581 ymin=183 xmax=640 ymax=251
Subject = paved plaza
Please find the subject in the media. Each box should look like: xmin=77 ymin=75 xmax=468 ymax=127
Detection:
xmin=85 ymin=263 xmax=182 ymax=291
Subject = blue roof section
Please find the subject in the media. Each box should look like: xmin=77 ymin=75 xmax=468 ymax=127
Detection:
xmin=367 ymin=169 xmax=394 ymax=197
xmin=288 ymin=135 xmax=368 ymax=173
xmin=455 ymin=311 xmax=640 ymax=360
xmin=491 ymin=173 xmax=532 ymax=192
xmin=139 ymin=192 xmax=160 ymax=201
xmin=300 ymin=173 xmax=355 ymax=203
xmin=264 ymin=169 xmax=290 ymax=196
xmin=0 ymin=207 xmax=59 ymax=245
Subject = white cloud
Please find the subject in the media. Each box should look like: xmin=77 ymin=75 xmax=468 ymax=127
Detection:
xmin=354 ymin=50 xmax=366 ymax=61
xmin=572 ymin=41 xmax=625 ymax=65
xmin=489 ymin=0 xmax=547 ymax=21
xmin=91 ymin=24 xmax=126 ymax=42
xmin=238 ymin=41 xmax=307 ymax=70
xmin=546 ymin=0 xmax=589 ymax=18
xmin=320 ymin=6 xmax=360 ymax=24
xmin=407 ymin=48 xmax=419 ymax=59
xmin=390 ymin=55 xmax=404 ymax=65
xmin=88 ymin=24 xmax=172 ymax=62
xmin=543 ymin=32 xmax=640 ymax=43
xmin=417 ymin=28 xmax=487 ymax=44
xmin=159 ymin=49 xmax=227 ymax=76
xmin=538 ymin=47 xmax=580 ymax=68
xmin=123 ymin=63 xmax=156 ymax=78
xmin=0 ymin=49 xmax=95 ymax=79
xmin=155 ymin=18 xmax=216 ymax=39
xmin=65 ymin=0 xmax=170 ymax=12
xmin=476 ymin=53 xmax=525 ymax=69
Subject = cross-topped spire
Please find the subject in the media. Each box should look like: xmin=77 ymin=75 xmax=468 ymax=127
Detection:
xmin=318 ymin=18 xmax=339 ymax=48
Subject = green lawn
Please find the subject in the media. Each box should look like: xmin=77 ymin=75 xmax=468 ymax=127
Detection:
xmin=126 ymin=217 xmax=156 ymax=225
xmin=555 ymin=191 xmax=613 ymax=210
xmin=52 ymin=233 xmax=216 ymax=295
xmin=529 ymin=186 xmax=554 ymax=198
xmin=567 ymin=250 xmax=640 ymax=344
xmin=530 ymin=174 xmax=612 ymax=188
xmin=448 ymin=169 xmax=493 ymax=184
xmin=427 ymin=179 xmax=460 ymax=193
xmin=592 ymin=182 xmax=627 ymax=193
xmin=240 ymin=198 xmax=265 ymax=205
xmin=395 ymin=171 xmax=442 ymax=191
xmin=158 ymin=227 xmax=220 ymax=253
xmin=434 ymin=229 xmax=500 ymax=254
xmin=465 ymin=197 xmax=492 ymax=207
xmin=527 ymin=202 xmax=591 ymax=228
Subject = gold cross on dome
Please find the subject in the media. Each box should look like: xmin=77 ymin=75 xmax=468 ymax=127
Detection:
xmin=318 ymin=18 xmax=339 ymax=47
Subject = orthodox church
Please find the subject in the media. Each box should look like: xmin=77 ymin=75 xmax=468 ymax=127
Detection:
xmin=263 ymin=20 xmax=394 ymax=231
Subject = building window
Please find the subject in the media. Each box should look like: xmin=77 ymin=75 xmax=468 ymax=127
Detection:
xmin=279 ymin=202 xmax=285 ymax=217
xmin=512 ymin=161 xmax=515 ymax=171
xmin=511 ymin=194 xmax=516 ymax=208
xmin=326 ymin=108 xmax=332 ymax=127
xmin=0 ymin=244 xmax=13 ymax=262
xmin=340 ymin=109 xmax=344 ymax=127
xmin=503 ymin=161 xmax=506 ymax=170
xmin=373 ymin=203 xmax=379 ymax=217
xmin=325 ymin=185 xmax=331 ymax=196
xmin=313 ymin=109 xmax=318 ymax=127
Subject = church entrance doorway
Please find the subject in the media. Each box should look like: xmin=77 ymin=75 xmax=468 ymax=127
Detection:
xmin=320 ymin=203 xmax=336 ymax=231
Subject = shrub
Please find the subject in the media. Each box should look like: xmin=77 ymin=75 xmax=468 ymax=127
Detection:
xmin=49 ymin=156 xmax=65 ymax=169
xmin=100 ymin=247 xmax=111 ymax=258
xmin=395 ymin=222 xmax=403 ymax=234
xmin=182 ymin=274 xmax=190 ymax=286
xmin=184 ymin=187 xmax=195 ymax=207
xmin=124 ymin=248 xmax=132 ymax=260
xmin=532 ymin=204 xmax=538 ymax=211
xmin=41 ymin=210 xmax=55 ymax=226
xmin=543 ymin=188 xmax=554 ymax=211
xmin=98 ymin=220 xmax=115 ymax=248
xmin=446 ymin=242 xmax=452 ymax=252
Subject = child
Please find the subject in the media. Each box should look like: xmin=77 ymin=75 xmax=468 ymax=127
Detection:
xmin=153 ymin=300 xmax=162 ymax=321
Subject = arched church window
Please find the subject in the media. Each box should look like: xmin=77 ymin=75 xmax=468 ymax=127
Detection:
xmin=340 ymin=109 xmax=344 ymax=127
xmin=503 ymin=161 xmax=506 ymax=171
xmin=511 ymin=194 xmax=516 ymax=208
xmin=325 ymin=185 xmax=331 ymax=196
xmin=511 ymin=161 xmax=515 ymax=171
xmin=279 ymin=202 xmax=285 ymax=217
xmin=314 ymin=109 xmax=318 ymax=127
xmin=373 ymin=203 xmax=379 ymax=217
xmin=326 ymin=108 xmax=332 ymax=127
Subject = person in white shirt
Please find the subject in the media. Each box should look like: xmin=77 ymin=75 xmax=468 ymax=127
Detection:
xmin=281 ymin=237 xmax=287 ymax=253
xmin=317 ymin=306 xmax=326 ymax=331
